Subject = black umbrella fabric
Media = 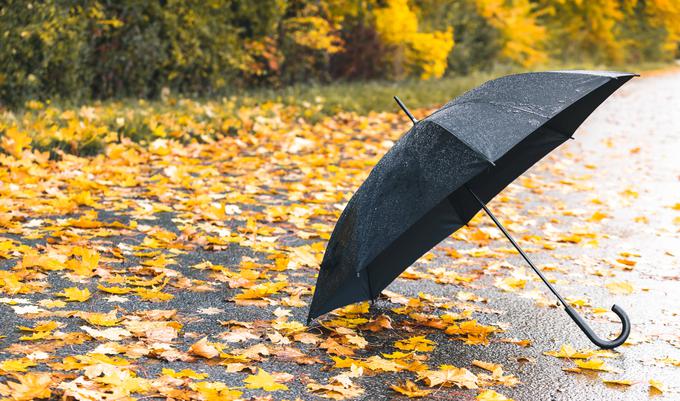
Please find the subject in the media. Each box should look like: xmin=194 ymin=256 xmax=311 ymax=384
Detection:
xmin=307 ymin=71 xmax=635 ymax=349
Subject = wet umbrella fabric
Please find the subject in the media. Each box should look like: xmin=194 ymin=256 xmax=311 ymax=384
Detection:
xmin=307 ymin=71 xmax=635 ymax=348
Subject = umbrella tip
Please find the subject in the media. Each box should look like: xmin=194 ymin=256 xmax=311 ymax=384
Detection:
xmin=394 ymin=96 xmax=418 ymax=125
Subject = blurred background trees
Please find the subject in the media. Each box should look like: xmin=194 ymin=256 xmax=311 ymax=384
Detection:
xmin=1 ymin=0 xmax=678 ymax=106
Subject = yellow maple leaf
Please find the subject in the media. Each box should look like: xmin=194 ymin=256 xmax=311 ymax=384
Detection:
xmin=162 ymin=368 xmax=209 ymax=380
xmin=18 ymin=321 xmax=59 ymax=332
xmin=656 ymin=357 xmax=680 ymax=367
xmin=390 ymin=380 xmax=432 ymax=397
xmin=394 ymin=336 xmax=435 ymax=352
xmin=244 ymin=368 xmax=289 ymax=391
xmin=135 ymin=287 xmax=174 ymax=301
xmin=0 ymin=127 xmax=32 ymax=158
xmin=0 ymin=358 xmax=37 ymax=372
xmin=19 ymin=330 xmax=53 ymax=341
xmin=494 ymin=276 xmax=526 ymax=292
xmin=649 ymin=379 xmax=666 ymax=394
xmin=38 ymin=299 xmax=66 ymax=308
xmin=545 ymin=344 xmax=617 ymax=360
xmin=602 ymin=378 xmax=632 ymax=386
xmin=80 ymin=311 xmax=120 ymax=326
xmin=57 ymin=287 xmax=91 ymax=302
xmin=67 ymin=246 xmax=100 ymax=276
xmin=605 ymin=281 xmax=634 ymax=295
xmin=363 ymin=356 xmax=401 ymax=372
xmin=190 ymin=381 xmax=242 ymax=401
xmin=97 ymin=284 xmax=132 ymax=294
xmin=574 ymin=358 xmax=617 ymax=372
xmin=234 ymin=281 xmax=287 ymax=300
xmin=445 ymin=320 xmax=497 ymax=344
xmin=620 ymin=188 xmax=639 ymax=198
xmin=0 ymin=372 xmax=52 ymax=400
xmin=477 ymin=389 xmax=514 ymax=401
xmin=588 ymin=210 xmax=609 ymax=222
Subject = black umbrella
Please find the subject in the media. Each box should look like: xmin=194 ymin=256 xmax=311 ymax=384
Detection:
xmin=307 ymin=71 xmax=634 ymax=349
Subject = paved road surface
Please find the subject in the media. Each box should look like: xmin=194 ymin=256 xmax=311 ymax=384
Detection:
xmin=0 ymin=69 xmax=678 ymax=400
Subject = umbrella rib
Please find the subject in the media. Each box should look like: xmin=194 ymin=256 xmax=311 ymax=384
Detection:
xmin=428 ymin=120 xmax=496 ymax=166
xmin=394 ymin=96 xmax=493 ymax=166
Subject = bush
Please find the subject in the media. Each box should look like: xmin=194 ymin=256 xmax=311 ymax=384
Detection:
xmin=0 ymin=0 xmax=678 ymax=107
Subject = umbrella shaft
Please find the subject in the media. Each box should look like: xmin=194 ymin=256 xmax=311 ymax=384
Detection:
xmin=394 ymin=96 xmax=418 ymax=124
xmin=465 ymin=186 xmax=568 ymax=307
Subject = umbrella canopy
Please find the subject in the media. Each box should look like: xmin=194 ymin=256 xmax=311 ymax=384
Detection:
xmin=308 ymin=71 xmax=636 ymax=331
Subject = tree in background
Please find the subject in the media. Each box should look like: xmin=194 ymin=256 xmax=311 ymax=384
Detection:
xmin=373 ymin=0 xmax=454 ymax=79
xmin=0 ymin=0 xmax=678 ymax=106
xmin=474 ymin=0 xmax=547 ymax=67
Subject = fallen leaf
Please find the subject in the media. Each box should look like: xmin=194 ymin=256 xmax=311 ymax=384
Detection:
xmin=390 ymin=380 xmax=432 ymax=398
xmin=58 ymin=287 xmax=92 ymax=302
xmin=189 ymin=337 xmax=220 ymax=359
xmin=477 ymin=389 xmax=514 ymax=401
xmin=605 ymin=281 xmax=634 ymax=295
xmin=243 ymin=368 xmax=289 ymax=391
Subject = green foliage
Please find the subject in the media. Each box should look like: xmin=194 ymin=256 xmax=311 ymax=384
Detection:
xmin=0 ymin=1 xmax=90 ymax=105
xmin=0 ymin=0 xmax=677 ymax=107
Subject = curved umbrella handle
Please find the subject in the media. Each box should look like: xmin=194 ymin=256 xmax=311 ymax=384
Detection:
xmin=564 ymin=304 xmax=630 ymax=349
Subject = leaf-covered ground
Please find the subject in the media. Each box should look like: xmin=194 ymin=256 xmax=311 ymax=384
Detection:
xmin=0 ymin=70 xmax=679 ymax=401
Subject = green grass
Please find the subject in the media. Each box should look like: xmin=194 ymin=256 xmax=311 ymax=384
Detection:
xmin=226 ymin=61 xmax=672 ymax=116
xmin=1 ymin=60 xmax=673 ymax=158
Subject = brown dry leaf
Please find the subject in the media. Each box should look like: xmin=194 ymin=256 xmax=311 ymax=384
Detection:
xmin=272 ymin=346 xmax=321 ymax=365
xmin=359 ymin=314 xmax=392 ymax=332
xmin=472 ymin=360 xmax=502 ymax=372
xmin=81 ymin=326 xmax=132 ymax=341
xmin=307 ymin=374 xmax=364 ymax=400
xmin=419 ymin=365 xmax=478 ymax=389
xmin=604 ymin=281 xmax=634 ymax=295
xmin=189 ymin=337 xmax=220 ymax=359
xmin=320 ymin=337 xmax=355 ymax=357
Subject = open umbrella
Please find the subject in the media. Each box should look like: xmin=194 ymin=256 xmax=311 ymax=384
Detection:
xmin=307 ymin=71 xmax=635 ymax=349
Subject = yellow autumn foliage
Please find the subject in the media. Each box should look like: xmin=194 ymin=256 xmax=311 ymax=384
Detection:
xmin=645 ymin=0 xmax=680 ymax=52
xmin=373 ymin=0 xmax=455 ymax=79
xmin=475 ymin=0 xmax=548 ymax=67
